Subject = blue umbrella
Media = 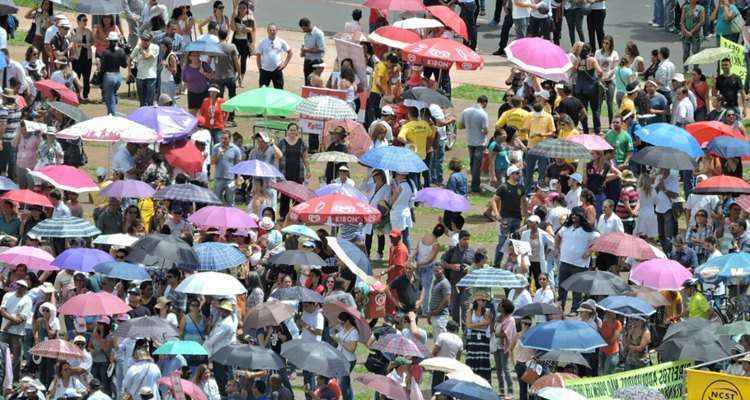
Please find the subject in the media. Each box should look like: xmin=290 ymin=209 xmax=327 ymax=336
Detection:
xmin=636 ymin=123 xmax=704 ymax=157
xmin=193 ymin=242 xmax=248 ymax=271
xmin=696 ymin=252 xmax=750 ymax=282
xmin=338 ymin=238 xmax=371 ymax=276
xmin=434 ymin=379 xmax=500 ymax=400
xmin=598 ymin=295 xmax=656 ymax=317
xmin=94 ymin=261 xmax=151 ymax=281
xmin=360 ymin=146 xmax=428 ymax=173
xmin=52 ymin=248 xmax=115 ymax=273
xmin=0 ymin=176 xmax=18 ymax=191
xmin=706 ymin=136 xmax=750 ymax=158
xmin=314 ymin=183 xmax=367 ymax=201
xmin=281 ymin=225 xmax=320 ymax=240
xmin=182 ymin=39 xmax=223 ymax=56
xmin=521 ymin=320 xmax=606 ymax=352
xmin=230 ymin=160 xmax=284 ymax=178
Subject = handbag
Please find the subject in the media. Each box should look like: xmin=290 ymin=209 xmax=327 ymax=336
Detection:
xmin=731 ymin=11 xmax=745 ymax=34
xmin=520 ymin=361 xmax=542 ymax=384
xmin=24 ymin=21 xmax=36 ymax=45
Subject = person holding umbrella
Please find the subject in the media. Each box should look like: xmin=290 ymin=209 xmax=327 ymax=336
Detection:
xmin=203 ymin=300 xmax=236 ymax=396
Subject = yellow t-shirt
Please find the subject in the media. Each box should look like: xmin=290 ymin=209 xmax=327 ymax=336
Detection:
xmin=496 ymin=108 xmax=531 ymax=141
xmin=524 ymin=112 xmax=556 ymax=148
xmin=558 ymin=127 xmax=580 ymax=139
xmin=89 ymin=180 xmax=113 ymax=208
xmin=619 ymin=97 xmax=636 ymax=119
xmin=398 ymin=120 xmax=436 ymax=159
xmin=371 ymin=61 xmax=388 ymax=95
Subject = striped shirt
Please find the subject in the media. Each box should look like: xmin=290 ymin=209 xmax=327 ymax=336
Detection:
xmin=0 ymin=105 xmax=21 ymax=141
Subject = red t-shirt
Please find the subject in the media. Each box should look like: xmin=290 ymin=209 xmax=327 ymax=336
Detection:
xmin=387 ymin=242 xmax=408 ymax=284
xmin=197 ymin=97 xmax=226 ymax=130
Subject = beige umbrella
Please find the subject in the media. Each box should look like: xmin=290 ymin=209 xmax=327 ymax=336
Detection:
xmin=419 ymin=357 xmax=471 ymax=374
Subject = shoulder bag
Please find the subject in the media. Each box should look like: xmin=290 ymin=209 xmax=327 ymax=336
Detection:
xmin=731 ymin=9 xmax=745 ymax=34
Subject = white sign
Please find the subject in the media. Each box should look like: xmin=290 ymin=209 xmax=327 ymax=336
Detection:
xmin=299 ymin=117 xmax=324 ymax=135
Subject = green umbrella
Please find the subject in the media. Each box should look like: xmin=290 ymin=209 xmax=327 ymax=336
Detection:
xmin=221 ymin=87 xmax=303 ymax=117
xmin=715 ymin=320 xmax=750 ymax=336
xmin=684 ymin=47 xmax=733 ymax=65
xmin=153 ymin=340 xmax=208 ymax=356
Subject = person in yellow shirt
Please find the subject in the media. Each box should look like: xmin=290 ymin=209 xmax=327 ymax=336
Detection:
xmin=495 ymin=97 xmax=530 ymax=143
xmin=619 ymin=83 xmax=638 ymax=122
xmin=398 ymin=107 xmax=436 ymax=187
xmin=522 ymin=100 xmax=555 ymax=195
xmin=364 ymin=52 xmax=399 ymax=128
xmin=557 ymin=114 xmax=580 ymax=139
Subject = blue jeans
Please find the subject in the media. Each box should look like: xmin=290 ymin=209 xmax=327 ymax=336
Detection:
xmin=558 ymin=262 xmax=585 ymax=313
xmin=523 ymin=152 xmax=548 ymax=195
xmin=494 ymin=217 xmax=521 ymax=266
xmin=214 ymin=178 xmax=236 ymax=206
xmin=594 ymin=193 xmax=606 ymax=217
xmin=654 ymin=0 xmax=664 ymax=26
xmin=431 ymin=139 xmax=446 ymax=185
xmin=468 ymin=145 xmax=484 ymax=192
xmin=136 ymin=77 xmax=157 ymax=106
xmin=600 ymin=352 xmax=619 ymax=375
xmin=417 ymin=262 xmax=434 ymax=315
xmin=0 ymin=139 xmax=16 ymax=180
xmin=340 ymin=361 xmax=356 ymax=400
xmin=102 ymin=72 xmax=122 ymax=115
xmin=495 ymin=350 xmax=514 ymax=396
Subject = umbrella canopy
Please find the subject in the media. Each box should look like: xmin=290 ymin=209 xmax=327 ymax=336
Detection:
xmin=530 ymin=373 xmax=580 ymax=394
xmin=393 ymin=17 xmax=444 ymax=29
xmin=402 ymin=38 xmax=483 ymax=70
xmin=589 ymin=232 xmax=657 ymax=259
xmin=0 ymin=176 xmax=18 ymax=190
xmin=269 ymin=250 xmax=326 ymax=266
xmin=686 ymin=120 xmax=745 ymax=145
xmin=269 ymin=286 xmax=325 ymax=303
xmin=565 ymin=134 xmax=614 ymax=151
xmin=560 ymin=270 xmax=630 ymax=296
xmin=0 ymin=189 xmax=53 ymax=208
xmin=164 ymin=140 xmax=204 ymax=174
xmin=513 ymin=303 xmax=561 ymax=317
xmin=158 ymin=375 xmax=207 ymax=400
xmin=114 ymin=316 xmax=180 ymax=340
xmin=598 ymin=295 xmax=656 ymax=317
xmin=528 ymin=139 xmax=592 ymax=160
xmin=175 ymin=271 xmax=247 ymax=295
xmin=280 ymin=225 xmax=320 ymax=240
xmin=426 ymin=5 xmax=468 ymax=39
xmin=505 ymin=37 xmax=573 ymax=77
xmin=434 ymin=379 xmax=500 ymax=400
xmin=663 ymin=318 xmax=715 ymax=342
xmin=28 ymin=216 xmax=101 ymax=238
xmin=56 ymin=116 xmax=161 ymax=143
xmin=244 ymin=302 xmax=296 ymax=328
xmin=183 ymin=38 xmax=223 ymax=56
xmin=706 ymin=136 xmax=750 ymax=158
xmin=658 ymin=331 xmax=732 ymax=362
xmin=368 ymin=26 xmax=421 ymax=49
xmin=126 ymin=234 xmax=199 ymax=270
xmin=538 ymin=350 xmax=591 ymax=368
xmin=310 ymin=151 xmax=360 ymax=163
xmin=290 ymin=194 xmax=381 ymax=225
xmin=356 ymin=374 xmax=408 ymax=400
xmin=371 ymin=333 xmax=428 ymax=358
xmin=322 ymin=120 xmax=373 ymax=157
xmin=364 ymin=0 xmax=426 ymax=11
xmin=93 ymin=233 xmax=139 ymax=247
xmin=297 ymin=96 xmax=357 ymax=120
xmin=154 ymin=183 xmax=222 ymax=204
xmin=419 ymin=357 xmax=471 ymax=374
xmin=270 ymin=180 xmax=316 ymax=203
xmin=696 ymin=252 xmax=750 ymax=282
xmin=415 ymin=187 xmax=470 ymax=212
xmin=153 ymin=340 xmax=208 ymax=356
xmin=59 ymin=292 xmax=131 ymax=316
xmin=51 ymin=0 xmax=124 ymax=14
xmin=221 ymin=87 xmax=302 ymax=116
xmin=0 ymin=246 xmax=55 ymax=271
xmin=630 ymin=146 xmax=697 ymax=170
xmin=281 ymin=339 xmax=351 ymax=377
xmin=35 ymin=79 xmax=79 ymax=105
xmin=93 ymin=261 xmax=151 ymax=281
xmin=737 ymin=195 xmax=750 ymax=213
xmin=127 ymin=106 xmax=198 ymax=140
xmin=322 ymin=301 xmax=372 ymax=343
xmin=52 ymin=248 xmax=114 ymax=273
xmin=48 ymin=101 xmax=89 ymax=122
xmin=29 ymin=165 xmax=98 ymax=193
xmin=29 ymin=339 xmax=84 ymax=360
xmin=188 ymin=206 xmax=258 ymax=230
xmin=521 ymin=320 xmax=606 ymax=352
xmin=684 ymin=46 xmax=733 ymax=65
xmin=629 ymin=287 xmax=671 ymax=307
xmin=636 ymin=123 xmax=703 ymax=157
xmin=692 ymin=175 xmax=750 ymax=195
xmin=716 ymin=320 xmax=750 ymax=336
xmin=230 ymin=159 xmax=285 ymax=178
xmin=457 ymin=267 xmax=527 ymax=288
xmin=333 ymin=238 xmax=372 ymax=277
xmin=99 ymin=179 xmax=155 ymax=198
xmin=630 ymin=259 xmax=693 ymax=290
xmin=193 ymin=242 xmax=247 ymax=271
xmin=537 ymin=387 xmax=587 ymax=400
xmin=212 ymin=343 xmax=285 ymax=370
xmin=360 ymin=145 xmax=428 ymax=173
xmin=403 ymin=87 xmax=453 ymax=109
xmin=446 ymin=371 xmax=491 ymax=389
xmin=315 ymin=183 xmax=367 ymax=201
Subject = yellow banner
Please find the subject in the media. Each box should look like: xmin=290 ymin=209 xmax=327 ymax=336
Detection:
xmin=686 ymin=368 xmax=750 ymax=400
xmin=564 ymin=360 xmax=692 ymax=400
xmin=720 ymin=37 xmax=747 ymax=85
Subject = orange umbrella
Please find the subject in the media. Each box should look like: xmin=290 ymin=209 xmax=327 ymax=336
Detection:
xmin=530 ymin=372 xmax=580 ymax=393
xmin=426 ymin=5 xmax=468 ymax=39
xmin=164 ymin=140 xmax=204 ymax=174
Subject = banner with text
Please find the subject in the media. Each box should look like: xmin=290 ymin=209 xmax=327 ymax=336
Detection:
xmin=564 ymin=360 xmax=692 ymax=400
xmin=686 ymin=368 xmax=750 ymax=400
xmin=720 ymin=37 xmax=746 ymax=85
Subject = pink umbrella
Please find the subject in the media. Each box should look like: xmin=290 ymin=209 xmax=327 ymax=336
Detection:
xmin=0 ymin=246 xmax=57 ymax=271
xmin=59 ymin=292 xmax=132 ymax=316
xmin=323 ymin=120 xmax=373 ymax=157
xmin=28 ymin=165 xmax=98 ymax=193
xmin=188 ymin=206 xmax=259 ymax=230
xmin=505 ymin=37 xmax=573 ymax=80
xmin=426 ymin=5 xmax=468 ymax=40
xmin=371 ymin=333 xmax=429 ymax=358
xmin=159 ymin=374 xmax=207 ymax=400
xmin=363 ymin=0 xmax=426 ymax=12
xmin=566 ymin=134 xmax=614 ymax=151
xmin=356 ymin=373 xmax=408 ymax=400
xmin=630 ymin=259 xmax=693 ymax=291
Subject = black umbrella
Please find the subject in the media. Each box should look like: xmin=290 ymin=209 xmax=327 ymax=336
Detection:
xmin=270 ymin=286 xmax=325 ymax=303
xmin=560 ymin=271 xmax=630 ymax=296
xmin=0 ymin=0 xmax=17 ymax=15
xmin=113 ymin=316 xmax=179 ymax=341
xmin=538 ymin=350 xmax=591 ymax=368
xmin=154 ymin=183 xmax=222 ymax=204
xmin=212 ymin=344 xmax=285 ymax=370
xmin=403 ymin=87 xmax=453 ymax=109
xmin=280 ymin=339 xmax=350 ymax=377
xmin=48 ymin=101 xmax=90 ymax=122
xmin=631 ymin=146 xmax=697 ymax=170
xmin=513 ymin=303 xmax=561 ymax=317
xmin=658 ymin=331 xmax=734 ymax=362
xmin=269 ymin=250 xmax=326 ymax=266
xmin=126 ymin=234 xmax=200 ymax=270
xmin=662 ymin=317 xmax=716 ymax=342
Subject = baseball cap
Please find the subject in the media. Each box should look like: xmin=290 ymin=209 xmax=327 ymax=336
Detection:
xmin=381 ymin=105 xmax=395 ymax=116
xmin=338 ymin=165 xmax=350 ymax=172
xmin=254 ymin=131 xmax=271 ymax=143
xmin=16 ymin=279 xmax=28 ymax=288
xmin=672 ymin=73 xmax=685 ymax=83
xmin=534 ymin=90 xmax=550 ymax=100
xmin=528 ymin=215 xmax=541 ymax=224
xmin=73 ymin=335 xmax=86 ymax=344
xmin=507 ymin=165 xmax=521 ymax=176
xmin=570 ymin=172 xmax=583 ymax=183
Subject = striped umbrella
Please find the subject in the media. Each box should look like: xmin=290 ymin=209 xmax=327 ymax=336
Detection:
xmin=370 ymin=333 xmax=428 ymax=358
xmin=296 ymin=96 xmax=357 ymax=120
xmin=457 ymin=268 xmax=527 ymax=288
xmin=28 ymin=216 xmax=101 ymax=238
xmin=528 ymin=139 xmax=592 ymax=160
xmin=30 ymin=339 xmax=84 ymax=360
xmin=193 ymin=242 xmax=247 ymax=271
xmin=154 ymin=183 xmax=222 ymax=204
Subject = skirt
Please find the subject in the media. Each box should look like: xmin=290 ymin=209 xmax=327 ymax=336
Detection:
xmin=232 ymin=37 xmax=252 ymax=57
xmin=465 ymin=329 xmax=492 ymax=381
xmin=187 ymin=90 xmax=207 ymax=110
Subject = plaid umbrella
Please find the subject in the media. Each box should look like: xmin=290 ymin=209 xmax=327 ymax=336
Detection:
xmin=113 ymin=316 xmax=180 ymax=340
xmin=28 ymin=216 xmax=101 ymax=238
xmin=296 ymin=96 xmax=357 ymax=120
xmin=126 ymin=234 xmax=200 ymax=270
xmin=193 ymin=242 xmax=247 ymax=271
xmin=528 ymin=139 xmax=592 ymax=160
xmin=244 ymin=302 xmax=296 ymax=328
xmin=370 ymin=333 xmax=428 ymax=358
xmin=269 ymin=286 xmax=325 ymax=303
xmin=29 ymin=339 xmax=84 ymax=360
xmin=270 ymin=180 xmax=316 ymax=203
xmin=360 ymin=145 xmax=428 ymax=173
xmin=310 ymin=151 xmax=360 ymax=163
xmin=457 ymin=268 xmax=527 ymax=288
xmin=588 ymin=232 xmax=657 ymax=259
xmin=154 ymin=183 xmax=222 ymax=204
xmin=212 ymin=344 xmax=285 ymax=370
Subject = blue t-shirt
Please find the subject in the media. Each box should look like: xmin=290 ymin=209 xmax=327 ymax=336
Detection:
xmin=211 ymin=143 xmax=243 ymax=180
xmin=488 ymin=140 xmax=510 ymax=172
xmin=716 ymin=4 xmax=739 ymax=36
xmin=446 ymin=172 xmax=468 ymax=196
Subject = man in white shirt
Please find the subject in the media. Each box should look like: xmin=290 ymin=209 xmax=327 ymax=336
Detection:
xmin=655 ymin=47 xmax=675 ymax=98
xmin=596 ymin=199 xmax=624 ymax=271
xmin=672 ymin=86 xmax=695 ymax=127
xmin=204 ymin=300 xmax=237 ymax=396
xmin=555 ymin=207 xmax=599 ymax=314
xmin=655 ymin=168 xmax=679 ymax=254
xmin=122 ymin=351 xmax=162 ymax=400
xmin=512 ymin=0 xmax=536 ymax=38
xmin=49 ymin=190 xmax=71 ymax=217
xmin=255 ymin=23 xmax=292 ymax=89
xmin=129 ymin=32 xmax=159 ymax=107
xmin=0 ymin=280 xmax=32 ymax=378
xmin=333 ymin=166 xmax=356 ymax=186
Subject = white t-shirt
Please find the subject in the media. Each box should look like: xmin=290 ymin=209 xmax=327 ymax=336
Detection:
xmin=531 ymin=0 xmax=552 ymax=18
xmin=558 ymin=225 xmax=600 ymax=268
xmin=511 ymin=289 xmax=532 ymax=309
xmin=547 ymin=205 xmax=570 ymax=232
xmin=256 ymin=37 xmax=290 ymax=72
xmin=565 ymin=186 xmax=582 ymax=208
xmin=673 ymin=97 xmax=695 ymax=125
xmin=655 ymin=171 xmax=679 ymax=213
xmin=300 ymin=310 xmax=324 ymax=341
xmin=435 ymin=332 xmax=463 ymax=358
xmin=0 ymin=27 xmax=7 ymax=50
xmin=0 ymin=291 xmax=32 ymax=335
xmin=512 ymin=0 xmax=532 ymax=18
xmin=336 ymin=327 xmax=359 ymax=362
xmin=596 ymin=213 xmax=624 ymax=235
xmin=590 ymin=0 xmax=606 ymax=10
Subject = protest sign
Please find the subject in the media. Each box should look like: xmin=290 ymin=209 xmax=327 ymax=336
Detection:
xmin=720 ymin=37 xmax=746 ymax=85
xmin=564 ymin=360 xmax=692 ymax=400
xmin=686 ymin=368 xmax=750 ymax=400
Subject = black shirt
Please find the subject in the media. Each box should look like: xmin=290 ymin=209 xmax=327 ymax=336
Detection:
xmin=101 ymin=47 xmax=128 ymax=73
xmin=50 ymin=34 xmax=69 ymax=54
xmin=716 ymin=74 xmax=742 ymax=108
xmin=127 ymin=305 xmax=151 ymax=318
xmin=555 ymin=96 xmax=585 ymax=125
xmin=495 ymin=181 xmax=524 ymax=219
xmin=389 ymin=273 xmax=421 ymax=312
xmin=546 ymin=162 xmax=575 ymax=194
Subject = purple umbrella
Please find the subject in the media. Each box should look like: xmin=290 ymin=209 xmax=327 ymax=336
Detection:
xmin=230 ymin=160 xmax=284 ymax=178
xmin=415 ymin=188 xmax=470 ymax=212
xmin=52 ymin=248 xmax=115 ymax=272
xmin=100 ymin=179 xmax=156 ymax=199
xmin=315 ymin=183 xmax=367 ymax=201
xmin=127 ymin=106 xmax=198 ymax=142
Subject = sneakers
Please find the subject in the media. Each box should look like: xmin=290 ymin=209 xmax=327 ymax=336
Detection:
xmin=492 ymin=49 xmax=506 ymax=56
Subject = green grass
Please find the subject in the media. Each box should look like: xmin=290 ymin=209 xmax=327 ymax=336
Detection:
xmin=12 ymin=0 xmax=36 ymax=8
xmin=452 ymin=84 xmax=506 ymax=103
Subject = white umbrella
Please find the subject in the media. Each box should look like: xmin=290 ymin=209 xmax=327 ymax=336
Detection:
xmin=296 ymin=96 xmax=357 ymax=121
xmin=175 ymin=271 xmax=247 ymax=296
xmin=393 ymin=17 xmax=444 ymax=30
xmin=56 ymin=116 xmax=161 ymax=143
xmin=537 ymin=387 xmax=586 ymax=400
xmin=446 ymin=371 xmax=491 ymax=388
xmin=93 ymin=234 xmax=140 ymax=248
xmin=419 ymin=357 xmax=471 ymax=374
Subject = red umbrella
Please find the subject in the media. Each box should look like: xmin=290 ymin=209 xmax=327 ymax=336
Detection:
xmin=363 ymin=0 xmax=425 ymax=12
xmin=426 ymin=5 xmax=468 ymax=40
xmin=322 ymin=301 xmax=372 ymax=343
xmin=323 ymin=120 xmax=373 ymax=157
xmin=692 ymin=175 xmax=750 ymax=195
xmin=736 ymin=195 xmax=750 ymax=213
xmin=0 ymin=189 xmax=53 ymax=208
xmin=368 ymin=26 xmax=421 ymax=50
xmin=34 ymin=80 xmax=79 ymax=105
xmin=402 ymin=38 xmax=483 ymax=70
xmin=289 ymin=194 xmax=381 ymax=225
xmin=59 ymin=292 xmax=132 ymax=316
xmin=164 ymin=140 xmax=204 ymax=174
xmin=685 ymin=121 xmax=745 ymax=146
xmin=588 ymin=232 xmax=657 ymax=260
xmin=356 ymin=373 xmax=408 ymax=400
xmin=270 ymin=180 xmax=316 ymax=203
xmin=158 ymin=374 xmax=207 ymax=400
xmin=30 ymin=339 xmax=84 ymax=360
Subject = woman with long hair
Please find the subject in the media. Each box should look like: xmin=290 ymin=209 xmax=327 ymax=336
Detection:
xmin=334 ymin=312 xmax=359 ymax=400
xmin=339 ymin=61 xmax=360 ymax=112
xmin=594 ymin=35 xmax=619 ymax=124
xmin=623 ymin=41 xmax=646 ymax=76
xmin=199 ymin=0 xmax=229 ymax=33
xmin=93 ymin=15 xmax=120 ymax=57
xmin=230 ymin=0 xmax=255 ymax=87
xmin=89 ymin=318 xmax=114 ymax=395
xmin=182 ymin=51 xmax=211 ymax=113
xmin=193 ymin=364 xmax=221 ymax=400
xmin=71 ymin=14 xmax=94 ymax=102
xmin=277 ymin=122 xmax=311 ymax=219
xmin=686 ymin=209 xmax=714 ymax=263
xmin=634 ymin=173 xmax=658 ymax=239
xmin=573 ymin=43 xmax=604 ymax=134
xmin=48 ymin=361 xmax=86 ymax=399
xmin=25 ymin=0 xmax=53 ymax=52
xmin=464 ymin=291 xmax=493 ymax=382
xmin=172 ymin=6 xmax=195 ymax=43
xmin=690 ymin=66 xmax=709 ymax=121
xmin=159 ymin=37 xmax=178 ymax=99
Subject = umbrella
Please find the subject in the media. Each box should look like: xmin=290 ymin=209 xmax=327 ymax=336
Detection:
xmin=630 ymin=259 xmax=693 ymax=290
xmin=706 ymin=136 xmax=750 ymax=158
xmin=244 ymin=302 xmax=296 ymax=328
xmin=175 ymin=271 xmax=247 ymax=295
xmin=446 ymin=371 xmax=491 ymax=389
xmin=368 ymin=26 xmax=421 ymax=50
xmin=51 ymin=0 xmax=124 ymax=14
xmin=716 ymin=320 xmax=750 ymax=336
xmin=356 ymin=374 xmax=408 ymax=400
xmin=315 ymin=183 xmax=367 ymax=201
xmin=188 ymin=206 xmax=258 ymax=230
xmin=692 ymin=175 xmax=750 ymax=195
xmin=434 ymin=379 xmax=500 ymax=400
xmin=457 ymin=267 xmax=527 ymax=288
xmin=539 ymin=350 xmax=590 ymax=368
xmin=52 ymin=248 xmax=114 ymax=273
xmin=419 ymin=357 xmax=471 ymax=373
xmin=597 ymin=295 xmax=656 ymax=317
xmin=193 ymin=242 xmax=247 ymax=271
xmin=322 ymin=301 xmax=372 ymax=343
xmin=113 ymin=316 xmax=180 ymax=340
xmin=212 ymin=344 xmax=285 ymax=370
xmin=521 ymin=320 xmax=606 ymax=352
xmin=164 ymin=140 xmax=204 ymax=174
xmin=28 ymin=216 xmax=101 ymax=238
xmin=270 ymin=180 xmax=316 ymax=203
xmin=566 ymin=134 xmax=614 ymax=151
xmin=393 ymin=17 xmax=444 ymax=29
xmin=56 ymin=116 xmax=161 ymax=143
xmin=230 ymin=160 xmax=284 ymax=178
xmin=126 ymin=234 xmax=199 ymax=270
xmin=280 ymin=225 xmax=320 ymax=240
xmin=686 ymin=120 xmax=745 ymax=145
xmin=663 ymin=318 xmax=715 ymax=342
xmin=513 ymin=303 xmax=561 ymax=317
xmin=269 ymin=250 xmax=326 ymax=266
xmin=157 ymin=375 xmax=207 ymax=400
xmin=505 ymin=37 xmax=573 ymax=79
xmin=296 ymin=96 xmax=357 ymax=120
xmin=309 ymin=151 xmax=360 ymax=163
xmin=658 ymin=331 xmax=732 ymax=362
xmin=628 ymin=287 xmax=671 ymax=307
xmin=154 ymin=183 xmax=221 ymax=204
xmin=329 ymin=238 xmax=372 ymax=277
xmin=93 ymin=261 xmax=151 ymax=281
xmin=537 ymin=387 xmax=587 ymax=400
xmin=684 ymin=46 xmax=733 ymax=65
xmin=696 ymin=252 xmax=750 ymax=282
xmin=0 ymin=189 xmax=53 ymax=208
xmin=269 ymin=286 xmax=325 ymax=303
xmin=415 ymin=187 xmax=470 ymax=212
xmin=35 ymin=80 xmax=79 ymax=105
xmin=0 ymin=0 xmax=17 ymax=15
xmin=360 ymin=145 xmax=428 ymax=173
xmin=93 ymin=234 xmax=139 ymax=247
xmin=153 ymin=340 xmax=208 ymax=356
xmin=127 ymin=106 xmax=198 ymax=140
xmin=48 ymin=101 xmax=89 ymax=122
xmin=403 ymin=87 xmax=453 ymax=109
xmin=588 ymin=232 xmax=657 ymax=259
xmin=59 ymin=292 xmax=131 ymax=316
xmin=370 ymin=333 xmax=428 ymax=358
xmin=530 ymin=373 xmax=580 ymax=393
xmin=528 ymin=139 xmax=592 ymax=160
xmin=280 ymin=339 xmax=351 ymax=377
xmin=29 ymin=339 xmax=83 ymax=360
xmin=322 ymin=120 xmax=373 ymax=157
xmin=0 ymin=246 xmax=55 ymax=271
xmin=402 ymin=38 xmax=483 ymax=70
xmin=183 ymin=38 xmax=223 ymax=56
xmin=290 ymin=194 xmax=381 ymax=225
xmin=426 ymin=5 xmax=468 ymax=39
xmin=560 ymin=270 xmax=631 ymax=296
xmin=29 ymin=165 xmax=98 ymax=193
xmin=99 ymin=179 xmax=155 ymax=198
xmin=613 ymin=385 xmax=667 ymax=400
xmin=630 ymin=146 xmax=697 ymax=170
xmin=0 ymin=176 xmax=17 ymax=190
xmin=364 ymin=0 xmax=426 ymax=11
xmin=636 ymin=123 xmax=704 ymax=157
xmin=737 ymin=195 xmax=750 ymax=213
xmin=221 ymin=87 xmax=302 ymax=116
